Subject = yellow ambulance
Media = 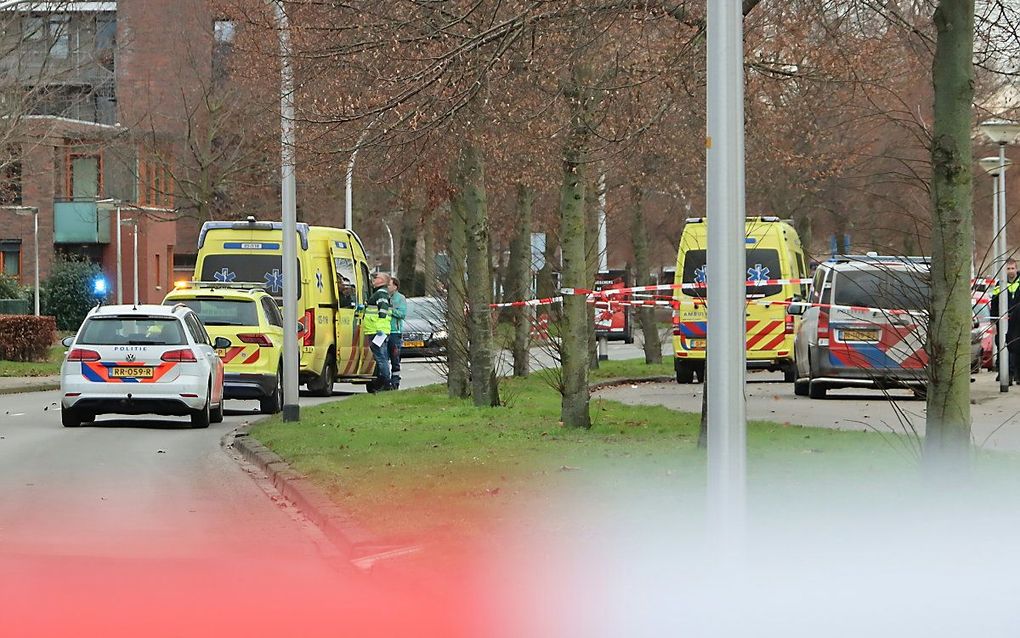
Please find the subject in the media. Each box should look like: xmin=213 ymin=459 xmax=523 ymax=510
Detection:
xmin=672 ymin=216 xmax=809 ymax=384
xmin=194 ymin=217 xmax=377 ymax=394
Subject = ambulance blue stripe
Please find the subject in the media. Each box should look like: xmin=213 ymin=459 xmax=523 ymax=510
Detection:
xmin=678 ymin=322 xmax=707 ymax=337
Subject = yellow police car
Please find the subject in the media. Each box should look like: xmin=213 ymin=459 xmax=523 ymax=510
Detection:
xmin=163 ymin=282 xmax=285 ymax=413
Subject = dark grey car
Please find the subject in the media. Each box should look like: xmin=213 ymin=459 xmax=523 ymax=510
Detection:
xmin=400 ymin=296 xmax=447 ymax=358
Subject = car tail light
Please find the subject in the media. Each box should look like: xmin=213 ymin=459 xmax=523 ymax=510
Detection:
xmin=785 ymin=313 xmax=795 ymax=334
xmin=238 ymin=333 xmax=273 ymax=347
xmin=162 ymin=348 xmax=197 ymax=362
xmin=302 ymin=308 xmax=316 ymax=346
xmin=67 ymin=348 xmax=100 ymax=362
xmin=672 ymin=314 xmax=681 ymax=336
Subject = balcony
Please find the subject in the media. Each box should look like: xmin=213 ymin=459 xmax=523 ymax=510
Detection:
xmin=54 ymin=200 xmax=110 ymax=244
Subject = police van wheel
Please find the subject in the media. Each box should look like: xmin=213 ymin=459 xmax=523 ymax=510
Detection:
xmin=808 ymin=381 xmax=827 ymax=399
xmin=307 ymin=355 xmax=335 ymax=397
xmin=794 ymin=379 xmax=809 ymax=396
xmin=783 ymin=364 xmax=797 ymax=383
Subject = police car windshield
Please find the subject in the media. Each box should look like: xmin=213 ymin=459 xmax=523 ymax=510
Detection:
xmin=681 ymin=248 xmax=782 ymax=298
xmin=172 ymin=299 xmax=258 ymax=326
xmin=199 ymin=255 xmax=301 ymax=300
xmin=78 ymin=317 xmax=186 ymax=345
xmin=834 ymin=267 xmax=930 ymax=311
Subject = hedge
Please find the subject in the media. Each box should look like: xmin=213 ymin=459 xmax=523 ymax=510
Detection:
xmin=0 ymin=314 xmax=56 ymax=362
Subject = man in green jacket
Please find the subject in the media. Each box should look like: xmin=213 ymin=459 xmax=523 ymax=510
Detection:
xmin=364 ymin=272 xmax=392 ymax=391
xmin=387 ymin=276 xmax=408 ymax=389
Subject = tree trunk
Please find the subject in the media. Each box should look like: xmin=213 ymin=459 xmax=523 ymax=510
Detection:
xmin=558 ymin=68 xmax=593 ymax=429
xmin=631 ymin=186 xmax=663 ymax=364
xmin=447 ymin=167 xmax=470 ymax=400
xmin=507 ymin=184 xmax=534 ymax=377
xmin=924 ymin=0 xmax=974 ymax=474
xmin=422 ymin=220 xmax=437 ymax=297
xmin=462 ymin=144 xmax=498 ymax=407
xmin=397 ymin=203 xmax=419 ymax=290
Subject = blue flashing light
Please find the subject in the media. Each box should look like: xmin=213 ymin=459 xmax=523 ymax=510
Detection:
xmin=93 ymin=276 xmax=108 ymax=297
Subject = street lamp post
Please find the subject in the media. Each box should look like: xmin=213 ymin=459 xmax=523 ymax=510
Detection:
xmin=980 ymin=119 xmax=1020 ymax=393
xmin=597 ymin=172 xmax=609 ymax=361
xmin=382 ymin=221 xmax=395 ymax=274
xmin=115 ymin=206 xmax=123 ymax=304
xmin=345 ymin=113 xmax=384 ymax=230
xmin=120 ymin=218 xmax=139 ymax=303
xmin=7 ymin=206 xmax=39 ymax=315
xmin=980 ymin=156 xmax=1010 ymax=390
xmin=274 ymin=0 xmax=300 ymax=422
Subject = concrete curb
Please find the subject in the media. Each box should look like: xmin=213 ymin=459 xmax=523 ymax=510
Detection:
xmin=0 ymin=382 xmax=60 ymax=395
xmin=590 ymin=375 xmax=674 ymax=391
xmin=225 ymin=421 xmax=391 ymax=562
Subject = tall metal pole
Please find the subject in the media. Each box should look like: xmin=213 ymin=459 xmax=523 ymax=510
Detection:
xmin=383 ymin=221 xmax=395 ymax=274
xmin=115 ymin=206 xmax=123 ymax=305
xmin=999 ymin=143 xmax=1010 ymax=392
xmin=32 ymin=208 xmax=39 ymax=315
xmin=597 ymin=172 xmax=609 ymax=361
xmin=132 ymin=222 xmax=139 ymax=304
xmin=345 ymin=147 xmax=358 ymax=230
xmin=276 ymin=0 xmax=300 ymax=421
xmin=706 ymin=0 xmax=747 ymax=537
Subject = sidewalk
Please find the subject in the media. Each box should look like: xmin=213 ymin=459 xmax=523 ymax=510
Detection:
xmin=0 ymin=375 xmax=60 ymax=395
xmin=596 ymin=371 xmax=1020 ymax=454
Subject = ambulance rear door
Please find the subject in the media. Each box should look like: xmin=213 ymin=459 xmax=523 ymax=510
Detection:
xmin=328 ymin=241 xmax=364 ymax=378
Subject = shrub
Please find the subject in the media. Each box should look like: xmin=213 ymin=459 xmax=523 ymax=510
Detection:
xmin=0 ymin=273 xmax=22 ymax=300
xmin=0 ymin=314 xmax=56 ymax=361
xmin=42 ymin=257 xmax=103 ymax=331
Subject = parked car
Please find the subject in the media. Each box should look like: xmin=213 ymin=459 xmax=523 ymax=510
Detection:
xmin=400 ymin=296 xmax=447 ymax=358
xmin=163 ymin=282 xmax=285 ymax=414
xmin=789 ymin=254 xmax=930 ymax=399
xmin=60 ymin=304 xmax=230 ymax=428
xmin=972 ymin=301 xmax=995 ymax=372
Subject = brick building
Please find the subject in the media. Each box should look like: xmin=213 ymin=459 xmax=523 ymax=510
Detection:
xmin=0 ymin=0 xmax=220 ymax=304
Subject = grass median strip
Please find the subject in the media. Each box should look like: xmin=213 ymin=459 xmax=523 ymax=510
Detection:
xmin=251 ymin=360 xmax=919 ymax=551
xmin=0 ymin=345 xmax=64 ymax=377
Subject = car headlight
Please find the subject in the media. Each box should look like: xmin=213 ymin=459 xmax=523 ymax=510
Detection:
xmin=431 ymin=330 xmax=448 ymax=340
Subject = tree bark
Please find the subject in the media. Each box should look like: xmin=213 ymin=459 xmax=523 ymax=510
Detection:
xmin=462 ymin=144 xmax=498 ymax=407
xmin=447 ymin=165 xmax=471 ymax=400
xmin=507 ymin=183 xmax=534 ymax=377
xmin=397 ymin=203 xmax=419 ymax=292
xmin=924 ymin=0 xmax=974 ymax=474
xmin=558 ymin=67 xmax=593 ymax=429
xmin=631 ymin=186 xmax=663 ymax=364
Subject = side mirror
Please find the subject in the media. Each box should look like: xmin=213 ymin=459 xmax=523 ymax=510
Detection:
xmin=213 ymin=336 xmax=232 ymax=349
xmin=61 ymin=336 xmax=74 ymax=348
xmin=296 ymin=322 xmax=307 ymax=335
xmin=787 ymin=302 xmax=807 ymax=316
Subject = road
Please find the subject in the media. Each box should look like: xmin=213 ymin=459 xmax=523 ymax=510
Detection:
xmin=597 ymin=368 xmax=1020 ymax=452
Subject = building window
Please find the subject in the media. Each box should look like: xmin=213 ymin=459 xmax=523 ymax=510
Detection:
xmin=67 ymin=152 xmax=102 ymax=200
xmin=155 ymin=253 xmax=161 ymax=289
xmin=49 ymin=15 xmax=70 ymax=59
xmin=95 ymin=15 xmax=116 ymax=70
xmin=0 ymin=240 xmax=21 ymax=278
xmin=22 ymin=16 xmax=45 ymax=43
xmin=137 ymin=154 xmax=173 ymax=208
xmin=0 ymin=159 xmax=22 ymax=205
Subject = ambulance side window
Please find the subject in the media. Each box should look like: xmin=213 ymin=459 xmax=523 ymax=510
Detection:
xmin=261 ymin=297 xmax=284 ymax=327
xmin=359 ymin=263 xmax=371 ymax=305
xmin=334 ymin=257 xmax=357 ymax=308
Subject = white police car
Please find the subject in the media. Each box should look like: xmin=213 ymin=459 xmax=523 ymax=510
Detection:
xmin=60 ymin=304 xmax=230 ymax=428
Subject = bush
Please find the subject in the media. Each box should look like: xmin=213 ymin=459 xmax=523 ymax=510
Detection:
xmin=0 ymin=273 xmax=22 ymax=300
xmin=42 ymin=257 xmax=103 ymax=331
xmin=0 ymin=314 xmax=56 ymax=361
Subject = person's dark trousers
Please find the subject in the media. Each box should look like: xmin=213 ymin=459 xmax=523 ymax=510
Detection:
xmin=1010 ymin=341 xmax=1020 ymax=384
xmin=388 ymin=332 xmax=402 ymax=373
xmin=370 ymin=334 xmax=391 ymax=387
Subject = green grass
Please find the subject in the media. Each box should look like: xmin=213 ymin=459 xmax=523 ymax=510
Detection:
xmin=0 ymin=344 xmax=64 ymax=377
xmin=251 ymin=358 xmax=932 ymax=548
xmin=589 ymin=357 xmax=673 ymax=380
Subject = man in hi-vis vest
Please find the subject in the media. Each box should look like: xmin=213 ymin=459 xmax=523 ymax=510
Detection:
xmin=993 ymin=258 xmax=1020 ymax=384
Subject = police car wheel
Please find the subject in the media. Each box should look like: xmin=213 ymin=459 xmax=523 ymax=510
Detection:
xmin=794 ymin=379 xmax=809 ymax=396
xmin=62 ymin=409 xmax=82 ymax=428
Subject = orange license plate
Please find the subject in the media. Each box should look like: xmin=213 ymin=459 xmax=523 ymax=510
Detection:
xmin=403 ymin=340 xmax=425 ymax=348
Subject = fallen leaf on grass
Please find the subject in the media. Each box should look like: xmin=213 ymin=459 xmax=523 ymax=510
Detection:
xmin=559 ymin=465 xmax=580 ymax=471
